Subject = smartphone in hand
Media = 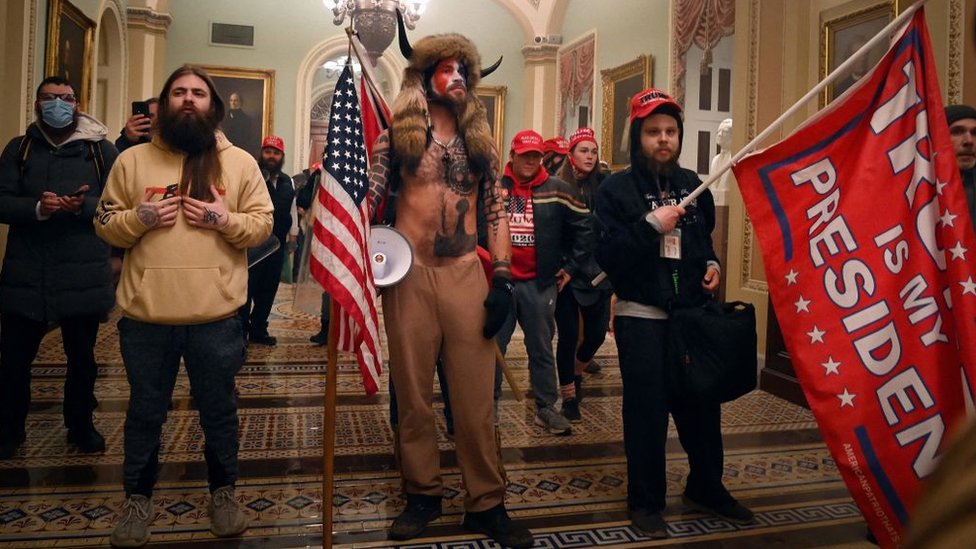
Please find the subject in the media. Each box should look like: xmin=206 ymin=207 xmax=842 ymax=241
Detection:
xmin=68 ymin=188 xmax=88 ymax=197
xmin=132 ymin=101 xmax=151 ymax=117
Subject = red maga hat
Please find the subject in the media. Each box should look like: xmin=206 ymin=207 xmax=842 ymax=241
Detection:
xmin=568 ymin=127 xmax=597 ymax=151
xmin=511 ymin=130 xmax=545 ymax=155
xmin=543 ymin=136 xmax=569 ymax=155
xmin=261 ymin=135 xmax=285 ymax=153
xmin=629 ymin=88 xmax=682 ymax=124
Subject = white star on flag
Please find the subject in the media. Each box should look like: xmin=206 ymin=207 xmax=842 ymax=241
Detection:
xmin=807 ymin=326 xmax=826 ymax=343
xmin=949 ymin=241 xmax=968 ymax=260
xmin=794 ymin=295 xmax=811 ymax=313
xmin=785 ymin=270 xmax=799 ymax=286
xmin=935 ymin=178 xmax=948 ymax=195
xmin=837 ymin=389 xmax=856 ymax=407
xmin=940 ymin=209 xmax=958 ymax=227
xmin=821 ymin=356 xmax=841 ymax=375
xmin=960 ymin=277 xmax=976 ymax=296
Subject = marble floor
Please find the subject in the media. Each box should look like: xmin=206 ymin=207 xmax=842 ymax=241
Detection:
xmin=0 ymin=286 xmax=874 ymax=548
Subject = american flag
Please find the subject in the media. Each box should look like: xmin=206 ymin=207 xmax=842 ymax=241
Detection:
xmin=309 ymin=64 xmax=383 ymax=396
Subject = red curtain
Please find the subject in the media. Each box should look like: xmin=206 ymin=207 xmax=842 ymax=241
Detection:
xmin=559 ymin=36 xmax=595 ymax=135
xmin=672 ymin=0 xmax=735 ymax=105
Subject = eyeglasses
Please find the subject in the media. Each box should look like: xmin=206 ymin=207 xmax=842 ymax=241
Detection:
xmin=38 ymin=93 xmax=77 ymax=103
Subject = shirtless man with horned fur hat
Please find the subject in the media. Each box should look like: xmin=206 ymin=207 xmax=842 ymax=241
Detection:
xmin=366 ymin=14 xmax=533 ymax=549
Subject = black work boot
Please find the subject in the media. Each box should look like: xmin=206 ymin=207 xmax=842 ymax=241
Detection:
xmin=462 ymin=503 xmax=534 ymax=548
xmin=389 ymin=494 xmax=442 ymax=540
xmin=67 ymin=424 xmax=106 ymax=453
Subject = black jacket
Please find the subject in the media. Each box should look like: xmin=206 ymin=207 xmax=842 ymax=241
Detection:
xmin=594 ymin=166 xmax=718 ymax=310
xmin=496 ymin=172 xmax=593 ymax=286
xmin=558 ymin=167 xmax=611 ymax=298
xmin=0 ymin=118 xmax=118 ymax=321
xmin=265 ymin=171 xmax=295 ymax=241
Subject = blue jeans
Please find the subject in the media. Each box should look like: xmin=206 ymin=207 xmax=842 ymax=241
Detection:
xmin=118 ymin=316 xmax=244 ymax=497
xmin=494 ymin=279 xmax=558 ymax=409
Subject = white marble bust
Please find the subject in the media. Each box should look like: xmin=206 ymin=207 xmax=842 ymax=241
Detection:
xmin=710 ymin=118 xmax=733 ymax=205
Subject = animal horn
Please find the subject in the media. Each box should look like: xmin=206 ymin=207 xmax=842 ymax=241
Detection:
xmin=396 ymin=9 xmax=413 ymax=59
xmin=480 ymin=56 xmax=503 ymax=78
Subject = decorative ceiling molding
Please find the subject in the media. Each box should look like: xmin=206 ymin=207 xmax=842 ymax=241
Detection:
xmin=521 ymin=43 xmax=560 ymax=64
xmin=125 ymin=6 xmax=172 ymax=34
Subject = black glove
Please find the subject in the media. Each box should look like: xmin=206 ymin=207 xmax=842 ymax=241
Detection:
xmin=483 ymin=276 xmax=515 ymax=339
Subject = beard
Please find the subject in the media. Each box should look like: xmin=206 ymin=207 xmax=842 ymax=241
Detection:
xmin=644 ymin=155 xmax=679 ymax=177
xmin=159 ymin=107 xmax=218 ymax=155
xmin=259 ymin=156 xmax=284 ymax=174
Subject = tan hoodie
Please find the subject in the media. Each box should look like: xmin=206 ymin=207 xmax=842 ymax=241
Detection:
xmin=95 ymin=132 xmax=273 ymax=324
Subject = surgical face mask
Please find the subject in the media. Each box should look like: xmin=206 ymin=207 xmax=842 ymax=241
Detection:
xmin=39 ymin=99 xmax=75 ymax=128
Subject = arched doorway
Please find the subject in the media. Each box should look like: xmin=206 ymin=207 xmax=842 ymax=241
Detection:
xmin=94 ymin=3 xmax=126 ymax=136
xmin=293 ymin=36 xmax=404 ymax=172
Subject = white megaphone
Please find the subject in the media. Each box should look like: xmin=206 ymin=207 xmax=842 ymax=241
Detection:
xmin=369 ymin=225 xmax=414 ymax=287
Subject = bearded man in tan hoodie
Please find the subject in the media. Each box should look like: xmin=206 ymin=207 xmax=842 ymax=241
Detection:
xmin=95 ymin=65 xmax=273 ymax=548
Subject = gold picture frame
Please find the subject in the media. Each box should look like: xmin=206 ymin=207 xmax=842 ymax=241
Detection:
xmin=199 ymin=65 xmax=276 ymax=158
xmin=601 ymin=55 xmax=652 ymax=171
xmin=820 ymin=1 xmax=895 ymax=105
xmin=476 ymin=85 xmax=507 ymax=155
xmin=45 ymin=0 xmax=95 ymax=112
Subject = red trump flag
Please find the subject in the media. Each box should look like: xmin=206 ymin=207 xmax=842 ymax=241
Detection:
xmin=733 ymin=10 xmax=976 ymax=546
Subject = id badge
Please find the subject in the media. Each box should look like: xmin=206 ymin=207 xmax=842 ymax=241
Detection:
xmin=660 ymin=228 xmax=682 ymax=259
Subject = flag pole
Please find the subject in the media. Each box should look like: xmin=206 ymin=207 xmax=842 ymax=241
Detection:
xmin=347 ymin=28 xmax=387 ymax=106
xmin=322 ymin=297 xmax=340 ymax=548
xmin=677 ymin=0 xmax=927 ymax=208
xmin=591 ymin=0 xmax=927 ymax=288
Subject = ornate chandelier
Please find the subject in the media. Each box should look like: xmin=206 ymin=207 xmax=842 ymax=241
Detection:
xmin=322 ymin=0 xmax=430 ymax=66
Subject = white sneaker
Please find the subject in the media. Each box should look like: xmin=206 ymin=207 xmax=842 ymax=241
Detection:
xmin=209 ymin=485 xmax=248 ymax=537
xmin=110 ymin=495 xmax=152 ymax=547
xmin=535 ymin=406 xmax=572 ymax=435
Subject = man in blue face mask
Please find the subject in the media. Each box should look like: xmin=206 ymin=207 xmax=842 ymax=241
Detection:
xmin=0 ymin=76 xmax=119 ymax=460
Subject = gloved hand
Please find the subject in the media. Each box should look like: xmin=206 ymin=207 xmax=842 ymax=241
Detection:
xmin=483 ymin=276 xmax=514 ymax=339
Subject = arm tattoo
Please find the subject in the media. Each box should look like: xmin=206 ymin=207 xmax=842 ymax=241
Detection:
xmin=137 ymin=204 xmax=159 ymax=228
xmin=202 ymin=208 xmax=222 ymax=225
xmin=482 ymin=151 xmax=512 ymax=277
xmin=367 ymin=133 xmax=391 ymax=218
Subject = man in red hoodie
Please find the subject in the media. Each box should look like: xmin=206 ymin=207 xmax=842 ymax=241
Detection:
xmin=492 ymin=130 xmax=593 ymax=435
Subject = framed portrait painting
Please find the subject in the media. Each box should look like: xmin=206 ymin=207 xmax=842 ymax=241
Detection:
xmin=199 ymin=66 xmax=275 ymax=158
xmin=821 ymin=1 xmax=895 ymax=104
xmin=601 ymin=55 xmax=653 ymax=171
xmin=475 ymin=85 xmax=507 ymax=155
xmin=45 ymin=0 xmax=95 ymax=112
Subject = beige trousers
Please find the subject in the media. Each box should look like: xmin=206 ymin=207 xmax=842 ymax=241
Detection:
xmin=383 ymin=256 xmax=506 ymax=511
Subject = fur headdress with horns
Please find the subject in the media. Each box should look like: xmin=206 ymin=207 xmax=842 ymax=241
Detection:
xmin=391 ymin=16 xmax=501 ymax=175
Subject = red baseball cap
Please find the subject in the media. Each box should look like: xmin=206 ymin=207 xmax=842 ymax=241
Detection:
xmin=511 ymin=130 xmax=545 ymax=155
xmin=568 ymin=127 xmax=597 ymax=151
xmin=629 ymin=88 xmax=682 ymax=124
xmin=543 ymin=136 xmax=569 ymax=155
xmin=261 ymin=135 xmax=285 ymax=153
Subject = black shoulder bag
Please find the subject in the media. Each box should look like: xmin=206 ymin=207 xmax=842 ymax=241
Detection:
xmin=667 ymin=300 xmax=758 ymax=403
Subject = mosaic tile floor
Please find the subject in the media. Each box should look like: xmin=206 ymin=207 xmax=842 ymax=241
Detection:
xmin=0 ymin=286 xmax=874 ymax=548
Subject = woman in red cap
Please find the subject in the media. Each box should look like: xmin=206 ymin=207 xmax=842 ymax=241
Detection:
xmin=553 ymin=127 xmax=611 ymax=421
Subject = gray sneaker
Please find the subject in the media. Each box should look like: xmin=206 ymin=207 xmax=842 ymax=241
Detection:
xmin=110 ymin=495 xmax=152 ymax=548
xmin=535 ymin=406 xmax=572 ymax=435
xmin=209 ymin=486 xmax=248 ymax=537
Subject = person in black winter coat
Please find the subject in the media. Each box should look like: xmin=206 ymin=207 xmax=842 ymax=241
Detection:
xmin=0 ymin=76 xmax=118 ymax=459
xmin=594 ymin=88 xmax=753 ymax=538
xmin=553 ymin=127 xmax=612 ymax=422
